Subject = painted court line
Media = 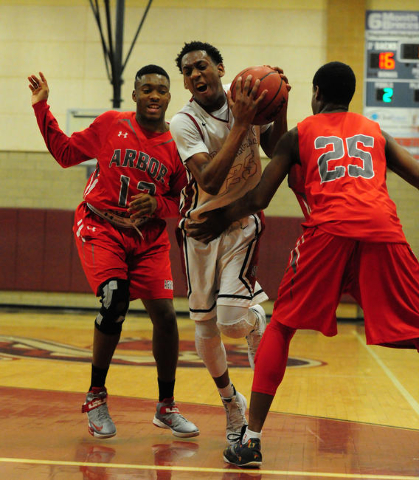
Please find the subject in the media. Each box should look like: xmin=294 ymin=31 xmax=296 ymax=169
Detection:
xmin=355 ymin=331 xmax=419 ymax=416
xmin=0 ymin=457 xmax=417 ymax=479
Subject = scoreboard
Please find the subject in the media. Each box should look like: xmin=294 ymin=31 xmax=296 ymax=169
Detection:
xmin=366 ymin=39 xmax=419 ymax=108
xmin=364 ymin=10 xmax=419 ymax=158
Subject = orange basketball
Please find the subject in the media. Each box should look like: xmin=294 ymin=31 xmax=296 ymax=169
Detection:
xmin=230 ymin=65 xmax=288 ymax=125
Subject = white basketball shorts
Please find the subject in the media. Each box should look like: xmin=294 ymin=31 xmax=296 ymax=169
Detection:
xmin=180 ymin=214 xmax=268 ymax=321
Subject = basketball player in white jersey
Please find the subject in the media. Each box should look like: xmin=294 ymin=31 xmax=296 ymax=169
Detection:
xmin=170 ymin=41 xmax=289 ymax=444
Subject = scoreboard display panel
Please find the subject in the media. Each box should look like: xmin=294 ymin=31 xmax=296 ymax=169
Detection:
xmin=400 ymin=43 xmax=419 ymax=61
xmin=364 ymin=11 xmax=419 ymax=157
xmin=365 ymin=40 xmax=419 ymax=108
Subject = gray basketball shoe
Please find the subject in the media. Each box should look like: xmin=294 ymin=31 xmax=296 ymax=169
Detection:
xmin=153 ymin=398 xmax=200 ymax=438
xmin=82 ymin=387 xmax=116 ymax=438
xmin=246 ymin=304 xmax=267 ymax=370
xmin=221 ymin=386 xmax=248 ymax=444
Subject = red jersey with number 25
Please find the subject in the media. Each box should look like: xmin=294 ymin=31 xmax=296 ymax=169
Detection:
xmin=33 ymin=101 xmax=186 ymax=219
xmin=296 ymin=112 xmax=406 ymax=243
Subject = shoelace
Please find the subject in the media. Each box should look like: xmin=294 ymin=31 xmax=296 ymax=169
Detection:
xmin=224 ymin=402 xmax=245 ymax=426
xmin=96 ymin=402 xmax=111 ymax=421
xmin=227 ymin=431 xmax=242 ymax=443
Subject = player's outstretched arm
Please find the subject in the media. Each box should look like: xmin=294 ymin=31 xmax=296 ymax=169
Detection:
xmin=383 ymin=131 xmax=419 ymax=189
xmin=260 ymin=68 xmax=291 ymax=158
xmin=28 ymin=72 xmax=49 ymax=105
xmin=29 ymin=71 xmax=96 ymax=167
xmin=185 ymin=206 xmax=230 ymax=244
xmin=260 ymin=108 xmax=288 ymax=159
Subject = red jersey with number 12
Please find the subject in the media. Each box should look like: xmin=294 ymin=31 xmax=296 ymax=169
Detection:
xmin=295 ymin=112 xmax=406 ymax=243
xmin=33 ymin=101 xmax=186 ymax=220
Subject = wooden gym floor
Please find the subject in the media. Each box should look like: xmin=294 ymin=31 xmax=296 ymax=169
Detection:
xmin=0 ymin=299 xmax=419 ymax=480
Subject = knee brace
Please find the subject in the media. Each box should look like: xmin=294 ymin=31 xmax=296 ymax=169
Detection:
xmin=217 ymin=305 xmax=254 ymax=338
xmin=195 ymin=318 xmax=227 ymax=378
xmin=95 ymin=278 xmax=130 ymax=335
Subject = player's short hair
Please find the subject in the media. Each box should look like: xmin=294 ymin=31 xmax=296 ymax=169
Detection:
xmin=312 ymin=61 xmax=356 ymax=105
xmin=175 ymin=41 xmax=224 ymax=73
xmin=134 ymin=64 xmax=170 ymax=87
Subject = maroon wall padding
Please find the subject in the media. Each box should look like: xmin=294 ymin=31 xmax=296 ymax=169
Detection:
xmin=15 ymin=209 xmax=45 ymax=291
xmin=0 ymin=208 xmax=355 ymax=304
xmin=42 ymin=210 xmax=74 ymax=292
xmin=258 ymin=217 xmax=304 ymax=300
xmin=0 ymin=208 xmax=18 ymax=289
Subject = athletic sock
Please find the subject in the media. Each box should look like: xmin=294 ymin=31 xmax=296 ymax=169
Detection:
xmin=243 ymin=426 xmax=261 ymax=443
xmin=219 ymin=382 xmax=235 ymax=399
xmin=158 ymin=378 xmax=175 ymax=402
xmin=89 ymin=365 xmax=109 ymax=390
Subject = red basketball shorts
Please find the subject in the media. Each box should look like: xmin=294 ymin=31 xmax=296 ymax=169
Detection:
xmin=270 ymin=227 xmax=419 ymax=347
xmin=73 ymin=203 xmax=174 ymax=301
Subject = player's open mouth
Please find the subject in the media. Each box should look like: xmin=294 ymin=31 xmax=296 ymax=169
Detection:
xmin=147 ymin=104 xmax=160 ymax=111
xmin=195 ymin=83 xmax=207 ymax=93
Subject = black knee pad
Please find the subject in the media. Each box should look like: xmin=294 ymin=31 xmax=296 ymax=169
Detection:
xmin=95 ymin=278 xmax=130 ymax=335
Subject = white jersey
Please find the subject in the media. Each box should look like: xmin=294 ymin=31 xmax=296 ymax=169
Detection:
xmin=170 ymin=88 xmax=270 ymax=222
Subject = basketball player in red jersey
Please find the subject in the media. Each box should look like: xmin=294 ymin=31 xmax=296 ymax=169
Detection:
xmin=28 ymin=66 xmax=199 ymax=439
xmin=188 ymin=61 xmax=419 ymax=467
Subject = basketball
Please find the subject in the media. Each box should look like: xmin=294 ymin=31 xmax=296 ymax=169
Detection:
xmin=229 ymin=65 xmax=288 ymax=125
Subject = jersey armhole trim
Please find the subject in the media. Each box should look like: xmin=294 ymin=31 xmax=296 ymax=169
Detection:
xmin=180 ymin=112 xmax=204 ymax=142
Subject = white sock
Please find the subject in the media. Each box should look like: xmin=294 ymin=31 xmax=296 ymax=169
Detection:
xmin=243 ymin=426 xmax=261 ymax=443
xmin=219 ymin=382 xmax=235 ymax=399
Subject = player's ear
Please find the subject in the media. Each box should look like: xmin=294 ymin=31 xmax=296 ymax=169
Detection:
xmin=217 ymin=63 xmax=225 ymax=78
xmin=132 ymin=90 xmax=137 ymax=102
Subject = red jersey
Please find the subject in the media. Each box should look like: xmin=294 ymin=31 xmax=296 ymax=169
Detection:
xmin=33 ymin=101 xmax=186 ymax=221
xmin=296 ymin=112 xmax=406 ymax=243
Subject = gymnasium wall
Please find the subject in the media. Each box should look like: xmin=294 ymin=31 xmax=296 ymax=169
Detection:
xmin=0 ymin=208 xmax=304 ymax=301
xmin=0 ymin=0 xmax=418 ymax=304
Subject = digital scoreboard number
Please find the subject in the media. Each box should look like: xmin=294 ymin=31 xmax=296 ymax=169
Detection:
xmin=369 ymin=51 xmax=396 ymax=70
xmin=375 ymin=87 xmax=394 ymax=103
xmin=366 ymin=42 xmax=419 ymax=107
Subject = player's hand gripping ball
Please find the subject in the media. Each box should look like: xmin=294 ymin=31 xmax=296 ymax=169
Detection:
xmin=230 ymin=65 xmax=288 ymax=125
